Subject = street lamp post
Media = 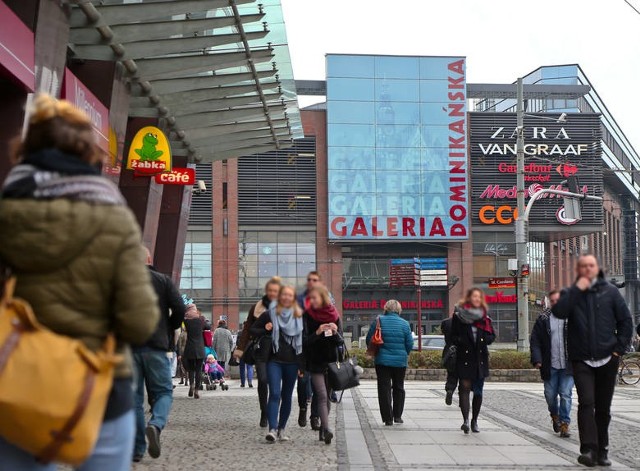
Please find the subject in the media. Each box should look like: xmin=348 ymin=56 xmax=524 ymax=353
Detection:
xmin=515 ymin=77 xmax=529 ymax=352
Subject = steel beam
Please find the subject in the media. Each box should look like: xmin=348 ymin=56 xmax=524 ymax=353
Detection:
xmin=180 ymin=127 xmax=290 ymax=147
xmin=73 ymin=29 xmax=268 ymax=61
xmin=172 ymin=92 xmax=281 ymax=117
xmin=132 ymin=70 xmax=276 ymax=96
xmin=176 ymin=105 xmax=285 ymax=129
xmin=70 ymin=13 xmax=264 ymax=45
xmin=134 ymin=48 xmax=273 ymax=81
xmin=70 ymin=0 xmax=254 ymax=28
xmin=173 ymin=118 xmax=288 ymax=140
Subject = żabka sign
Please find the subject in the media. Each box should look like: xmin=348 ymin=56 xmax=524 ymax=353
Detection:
xmin=326 ymin=55 xmax=469 ymax=241
xmin=126 ymin=126 xmax=172 ymax=176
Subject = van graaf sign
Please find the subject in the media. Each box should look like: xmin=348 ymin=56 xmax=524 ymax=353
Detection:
xmin=469 ymin=113 xmax=603 ymax=232
xmin=327 ymin=55 xmax=469 ymax=241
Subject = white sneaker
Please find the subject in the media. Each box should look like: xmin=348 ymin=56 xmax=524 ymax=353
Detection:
xmin=266 ymin=429 xmax=277 ymax=442
xmin=277 ymin=428 xmax=290 ymax=441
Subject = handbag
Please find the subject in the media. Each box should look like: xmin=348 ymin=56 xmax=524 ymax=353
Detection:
xmin=243 ymin=336 xmax=272 ymax=365
xmin=327 ymin=348 xmax=360 ymax=391
xmin=0 ymin=278 xmax=121 ymax=466
xmin=365 ymin=316 xmax=384 ymax=359
xmin=442 ymin=344 xmax=457 ymax=372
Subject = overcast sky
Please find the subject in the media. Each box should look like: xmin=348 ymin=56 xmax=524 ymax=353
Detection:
xmin=281 ymin=0 xmax=640 ymax=152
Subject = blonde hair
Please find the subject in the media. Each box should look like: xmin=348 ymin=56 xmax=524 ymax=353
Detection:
xmin=383 ymin=299 xmax=402 ymax=315
xmin=459 ymin=287 xmax=489 ymax=311
xmin=264 ymin=276 xmax=283 ymax=292
xmin=276 ymin=285 xmax=303 ymax=318
xmin=12 ymin=94 xmax=102 ymax=165
xmin=308 ymin=285 xmax=332 ymax=308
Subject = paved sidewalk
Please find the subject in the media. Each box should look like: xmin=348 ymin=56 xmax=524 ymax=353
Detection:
xmin=341 ymin=381 xmax=640 ymax=470
xmin=59 ymin=378 xmax=639 ymax=470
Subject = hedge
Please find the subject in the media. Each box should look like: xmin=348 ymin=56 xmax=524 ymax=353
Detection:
xmin=349 ymin=348 xmax=532 ymax=370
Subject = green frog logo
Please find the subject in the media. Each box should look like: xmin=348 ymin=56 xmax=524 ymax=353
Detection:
xmin=134 ymin=133 xmax=164 ymax=161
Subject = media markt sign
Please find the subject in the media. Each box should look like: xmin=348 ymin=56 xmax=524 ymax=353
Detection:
xmin=127 ymin=126 xmax=172 ymax=175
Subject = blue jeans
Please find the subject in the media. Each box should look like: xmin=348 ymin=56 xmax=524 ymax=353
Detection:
xmin=266 ymin=361 xmax=299 ymax=430
xmin=239 ymin=358 xmax=254 ymax=386
xmin=0 ymin=410 xmax=135 ymax=471
xmin=133 ymin=349 xmax=173 ymax=456
xmin=544 ymin=367 xmax=574 ymax=424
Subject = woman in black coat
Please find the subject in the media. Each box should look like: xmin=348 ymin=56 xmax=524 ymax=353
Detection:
xmin=451 ymin=288 xmax=495 ymax=434
xmin=183 ymin=304 xmax=205 ymax=399
xmin=303 ymin=286 xmax=343 ymax=445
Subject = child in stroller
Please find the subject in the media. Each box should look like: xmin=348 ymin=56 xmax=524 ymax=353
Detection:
xmin=204 ymin=353 xmax=228 ymax=390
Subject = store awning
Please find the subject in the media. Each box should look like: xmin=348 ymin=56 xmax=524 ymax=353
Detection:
xmin=70 ymin=0 xmax=302 ymax=163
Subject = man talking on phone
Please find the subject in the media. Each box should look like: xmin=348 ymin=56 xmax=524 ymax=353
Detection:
xmin=552 ymin=254 xmax=632 ymax=467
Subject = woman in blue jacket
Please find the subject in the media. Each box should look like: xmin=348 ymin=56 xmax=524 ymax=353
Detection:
xmin=366 ymin=300 xmax=414 ymax=426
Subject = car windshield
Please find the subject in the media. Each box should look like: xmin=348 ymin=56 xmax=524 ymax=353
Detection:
xmin=426 ymin=337 xmax=446 ymax=348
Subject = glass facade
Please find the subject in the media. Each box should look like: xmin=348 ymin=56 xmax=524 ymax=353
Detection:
xmin=326 ymin=54 xmax=469 ymax=241
xmin=238 ymin=230 xmax=316 ymax=322
xmin=180 ymin=242 xmax=212 ymax=290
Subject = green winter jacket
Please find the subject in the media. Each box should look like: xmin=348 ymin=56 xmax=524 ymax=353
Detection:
xmin=0 ymin=198 xmax=159 ymax=378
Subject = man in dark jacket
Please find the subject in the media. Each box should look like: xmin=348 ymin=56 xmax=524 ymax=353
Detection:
xmin=552 ymin=254 xmax=633 ymax=468
xmin=530 ymin=289 xmax=573 ymax=438
xmin=133 ymin=250 xmax=186 ymax=462
xmin=441 ymin=316 xmax=458 ymax=406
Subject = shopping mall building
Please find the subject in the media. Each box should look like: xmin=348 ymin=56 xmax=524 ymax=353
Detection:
xmin=191 ymin=55 xmax=640 ymax=342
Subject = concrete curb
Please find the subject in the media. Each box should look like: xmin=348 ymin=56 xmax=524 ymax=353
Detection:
xmin=360 ymin=368 xmax=541 ymax=382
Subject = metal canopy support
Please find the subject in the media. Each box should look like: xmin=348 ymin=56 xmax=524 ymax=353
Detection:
xmin=70 ymin=0 xmax=300 ymax=162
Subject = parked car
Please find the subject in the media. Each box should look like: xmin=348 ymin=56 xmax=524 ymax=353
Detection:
xmin=412 ymin=334 xmax=446 ymax=351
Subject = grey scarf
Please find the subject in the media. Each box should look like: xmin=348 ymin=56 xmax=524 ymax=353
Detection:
xmin=455 ymin=305 xmax=485 ymax=324
xmin=269 ymin=302 xmax=303 ymax=355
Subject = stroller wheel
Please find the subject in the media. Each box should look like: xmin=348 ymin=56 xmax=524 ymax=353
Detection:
xmin=206 ymin=385 xmax=213 ymax=390
xmin=223 ymin=384 xmax=229 ymax=391
xmin=213 ymin=384 xmax=217 ymax=390
xmin=199 ymin=385 xmax=204 ymax=390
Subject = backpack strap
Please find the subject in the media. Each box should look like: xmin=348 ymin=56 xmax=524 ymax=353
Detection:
xmin=37 ymin=370 xmax=96 ymax=464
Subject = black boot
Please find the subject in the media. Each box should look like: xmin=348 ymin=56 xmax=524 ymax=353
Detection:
xmin=318 ymin=428 xmax=324 ymax=441
xmin=597 ymin=449 xmax=611 ymax=467
xmin=460 ymin=390 xmax=470 ymax=434
xmin=260 ymin=411 xmax=268 ymax=428
xmin=577 ymin=450 xmax=597 ymax=467
xmin=298 ymin=407 xmax=307 ymax=427
xmin=323 ymin=429 xmax=334 ymax=445
xmin=471 ymin=395 xmax=482 ymax=433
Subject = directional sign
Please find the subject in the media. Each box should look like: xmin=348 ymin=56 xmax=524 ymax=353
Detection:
xmin=420 ymin=280 xmax=449 ymax=287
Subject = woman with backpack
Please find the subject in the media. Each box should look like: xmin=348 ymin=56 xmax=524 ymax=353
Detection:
xmin=0 ymin=95 xmax=159 ymax=470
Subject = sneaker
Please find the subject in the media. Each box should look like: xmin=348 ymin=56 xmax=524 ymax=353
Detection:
xmin=266 ymin=429 xmax=277 ymax=442
xmin=145 ymin=425 xmax=161 ymax=459
xmin=393 ymin=417 xmax=404 ymax=424
xmin=248 ymin=383 xmax=254 ymax=388
xmin=240 ymin=384 xmax=245 ymax=388
xmin=277 ymin=428 xmax=290 ymax=441
xmin=560 ymin=422 xmax=571 ymax=438
xmin=132 ymin=454 xmax=143 ymax=463
xmin=445 ymin=390 xmax=454 ymax=406
xmin=551 ymin=414 xmax=560 ymax=433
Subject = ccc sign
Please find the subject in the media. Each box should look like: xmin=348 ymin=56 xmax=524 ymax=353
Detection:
xmin=479 ymin=205 xmax=519 ymax=225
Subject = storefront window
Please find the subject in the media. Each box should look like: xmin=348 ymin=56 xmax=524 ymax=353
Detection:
xmin=180 ymin=242 xmax=212 ymax=290
xmin=238 ymin=231 xmax=316 ymax=300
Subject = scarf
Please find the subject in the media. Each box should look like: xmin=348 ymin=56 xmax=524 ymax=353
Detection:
xmin=2 ymin=148 xmax=125 ymax=205
xmin=184 ymin=304 xmax=199 ymax=320
xmin=269 ymin=302 xmax=303 ymax=355
xmin=456 ymin=304 xmax=494 ymax=334
xmin=307 ymin=304 xmax=339 ymax=324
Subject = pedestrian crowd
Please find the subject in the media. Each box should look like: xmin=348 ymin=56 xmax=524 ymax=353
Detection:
xmin=0 ymin=96 xmax=636 ymax=471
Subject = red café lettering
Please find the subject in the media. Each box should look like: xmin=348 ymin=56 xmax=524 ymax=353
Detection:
xmin=154 ymin=167 xmax=195 ymax=185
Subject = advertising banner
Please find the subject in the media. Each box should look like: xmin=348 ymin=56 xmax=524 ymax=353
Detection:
xmin=469 ymin=113 xmax=603 ymax=235
xmin=0 ymin=2 xmax=35 ymax=91
xmin=326 ymin=55 xmax=469 ymax=241
xmin=127 ymin=126 xmax=172 ymax=175
xmin=63 ymin=69 xmax=109 ymax=155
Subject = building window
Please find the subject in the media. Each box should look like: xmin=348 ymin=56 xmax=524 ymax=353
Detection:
xmin=180 ymin=242 xmax=212 ymax=290
xmin=238 ymin=231 xmax=316 ymax=300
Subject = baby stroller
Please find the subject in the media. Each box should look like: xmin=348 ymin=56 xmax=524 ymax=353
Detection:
xmin=202 ymin=348 xmax=229 ymax=391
